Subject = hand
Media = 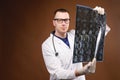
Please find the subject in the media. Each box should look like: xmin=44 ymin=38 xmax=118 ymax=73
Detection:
xmin=88 ymin=58 xmax=96 ymax=73
xmin=93 ymin=6 xmax=105 ymax=15
xmin=105 ymin=24 xmax=111 ymax=36
xmin=83 ymin=58 xmax=96 ymax=74
xmin=75 ymin=58 xmax=96 ymax=76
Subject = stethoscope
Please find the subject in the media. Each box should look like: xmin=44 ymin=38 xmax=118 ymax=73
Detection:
xmin=52 ymin=35 xmax=59 ymax=56
xmin=52 ymin=34 xmax=72 ymax=67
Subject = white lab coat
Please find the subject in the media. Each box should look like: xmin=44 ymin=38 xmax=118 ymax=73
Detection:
xmin=41 ymin=26 xmax=110 ymax=80
xmin=42 ymin=30 xmax=85 ymax=80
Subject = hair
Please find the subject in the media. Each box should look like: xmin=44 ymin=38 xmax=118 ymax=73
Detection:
xmin=53 ymin=8 xmax=70 ymax=17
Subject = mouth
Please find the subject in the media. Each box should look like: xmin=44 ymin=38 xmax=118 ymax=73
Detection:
xmin=61 ymin=27 xmax=67 ymax=30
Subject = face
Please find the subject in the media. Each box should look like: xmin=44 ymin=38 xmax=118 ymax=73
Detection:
xmin=53 ymin=12 xmax=70 ymax=36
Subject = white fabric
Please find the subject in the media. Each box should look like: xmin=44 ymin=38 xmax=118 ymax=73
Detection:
xmin=42 ymin=30 xmax=85 ymax=80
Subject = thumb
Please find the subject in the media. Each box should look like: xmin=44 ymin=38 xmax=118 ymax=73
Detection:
xmin=90 ymin=58 xmax=96 ymax=73
xmin=92 ymin=58 xmax=96 ymax=65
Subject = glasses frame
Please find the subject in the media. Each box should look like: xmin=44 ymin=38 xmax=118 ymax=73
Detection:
xmin=53 ymin=18 xmax=70 ymax=24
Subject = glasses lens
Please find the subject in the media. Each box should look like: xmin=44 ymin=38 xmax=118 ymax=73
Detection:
xmin=54 ymin=19 xmax=70 ymax=24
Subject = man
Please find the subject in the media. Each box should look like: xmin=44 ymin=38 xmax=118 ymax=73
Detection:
xmin=42 ymin=6 xmax=110 ymax=80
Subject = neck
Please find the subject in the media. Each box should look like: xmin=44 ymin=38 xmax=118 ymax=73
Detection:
xmin=55 ymin=31 xmax=67 ymax=38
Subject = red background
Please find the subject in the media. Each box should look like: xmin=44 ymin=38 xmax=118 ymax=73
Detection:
xmin=1 ymin=0 xmax=120 ymax=80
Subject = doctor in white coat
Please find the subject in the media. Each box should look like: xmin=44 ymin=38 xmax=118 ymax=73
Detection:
xmin=42 ymin=6 xmax=110 ymax=80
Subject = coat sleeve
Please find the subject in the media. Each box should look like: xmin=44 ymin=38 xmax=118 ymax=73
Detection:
xmin=41 ymin=40 xmax=76 ymax=79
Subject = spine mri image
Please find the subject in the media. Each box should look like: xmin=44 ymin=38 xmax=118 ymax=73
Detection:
xmin=73 ymin=5 xmax=106 ymax=63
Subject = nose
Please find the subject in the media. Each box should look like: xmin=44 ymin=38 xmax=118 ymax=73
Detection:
xmin=61 ymin=20 xmax=66 ymax=24
xmin=61 ymin=22 xmax=67 ymax=27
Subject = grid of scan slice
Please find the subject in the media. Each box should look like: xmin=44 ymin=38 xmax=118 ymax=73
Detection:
xmin=73 ymin=5 xmax=106 ymax=63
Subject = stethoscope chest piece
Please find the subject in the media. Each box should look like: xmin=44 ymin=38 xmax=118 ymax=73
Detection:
xmin=55 ymin=52 xmax=58 ymax=56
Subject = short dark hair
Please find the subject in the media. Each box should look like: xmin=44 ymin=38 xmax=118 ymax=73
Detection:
xmin=54 ymin=8 xmax=70 ymax=17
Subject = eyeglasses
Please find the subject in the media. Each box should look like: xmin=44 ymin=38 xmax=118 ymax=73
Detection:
xmin=54 ymin=18 xmax=70 ymax=24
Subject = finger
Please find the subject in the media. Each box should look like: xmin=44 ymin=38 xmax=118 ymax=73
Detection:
xmin=92 ymin=58 xmax=96 ymax=66
xmin=87 ymin=62 xmax=92 ymax=67
xmin=92 ymin=58 xmax=96 ymax=62
xmin=97 ymin=7 xmax=101 ymax=14
xmin=99 ymin=7 xmax=105 ymax=15
xmin=93 ymin=6 xmax=105 ymax=15
xmin=93 ymin=6 xmax=98 ymax=10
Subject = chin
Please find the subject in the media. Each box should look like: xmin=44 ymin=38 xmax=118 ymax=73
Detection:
xmin=62 ymin=30 xmax=67 ymax=33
